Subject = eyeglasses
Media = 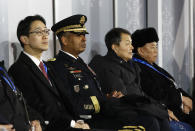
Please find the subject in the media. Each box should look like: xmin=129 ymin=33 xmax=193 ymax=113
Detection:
xmin=29 ymin=29 xmax=50 ymax=36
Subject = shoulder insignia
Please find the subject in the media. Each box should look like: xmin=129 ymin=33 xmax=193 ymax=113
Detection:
xmin=47 ymin=58 xmax=56 ymax=62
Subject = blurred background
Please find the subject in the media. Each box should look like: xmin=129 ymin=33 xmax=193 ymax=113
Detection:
xmin=0 ymin=0 xmax=194 ymax=95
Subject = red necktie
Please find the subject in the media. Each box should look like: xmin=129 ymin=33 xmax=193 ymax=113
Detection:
xmin=39 ymin=61 xmax=49 ymax=81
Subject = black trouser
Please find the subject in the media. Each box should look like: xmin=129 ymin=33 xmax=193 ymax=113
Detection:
xmin=87 ymin=115 xmax=170 ymax=131
xmin=66 ymin=128 xmax=116 ymax=131
xmin=188 ymin=111 xmax=195 ymax=129
xmin=133 ymin=115 xmax=170 ymax=131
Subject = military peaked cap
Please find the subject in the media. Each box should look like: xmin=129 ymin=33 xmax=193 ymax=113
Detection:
xmin=51 ymin=14 xmax=89 ymax=35
xmin=132 ymin=27 xmax=159 ymax=53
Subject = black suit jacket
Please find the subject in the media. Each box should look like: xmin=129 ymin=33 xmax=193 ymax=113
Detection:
xmin=8 ymin=52 xmax=74 ymax=131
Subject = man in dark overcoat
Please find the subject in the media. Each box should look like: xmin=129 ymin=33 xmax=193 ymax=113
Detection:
xmin=89 ymin=28 xmax=172 ymax=131
xmin=131 ymin=27 xmax=195 ymax=129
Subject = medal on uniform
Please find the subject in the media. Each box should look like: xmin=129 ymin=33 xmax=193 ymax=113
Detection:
xmin=64 ymin=64 xmax=69 ymax=67
xmin=67 ymin=67 xmax=75 ymax=70
xmin=70 ymin=70 xmax=82 ymax=74
xmin=74 ymin=85 xmax=80 ymax=92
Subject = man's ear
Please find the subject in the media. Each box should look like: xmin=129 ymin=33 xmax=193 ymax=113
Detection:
xmin=61 ymin=36 xmax=68 ymax=46
xmin=137 ymin=47 xmax=143 ymax=56
xmin=111 ymin=44 xmax=118 ymax=53
xmin=20 ymin=36 xmax=29 ymax=45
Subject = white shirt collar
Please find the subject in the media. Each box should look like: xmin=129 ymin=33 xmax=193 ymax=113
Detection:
xmin=60 ymin=50 xmax=78 ymax=60
xmin=23 ymin=51 xmax=42 ymax=67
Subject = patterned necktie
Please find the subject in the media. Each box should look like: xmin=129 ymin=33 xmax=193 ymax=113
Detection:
xmin=39 ymin=62 xmax=49 ymax=81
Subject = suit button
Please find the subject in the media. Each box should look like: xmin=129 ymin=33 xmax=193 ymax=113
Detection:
xmin=45 ymin=121 xmax=49 ymax=125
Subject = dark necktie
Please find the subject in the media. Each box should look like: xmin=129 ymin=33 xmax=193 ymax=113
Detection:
xmin=39 ymin=62 xmax=49 ymax=81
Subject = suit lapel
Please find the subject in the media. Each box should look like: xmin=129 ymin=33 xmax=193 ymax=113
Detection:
xmin=46 ymin=65 xmax=61 ymax=97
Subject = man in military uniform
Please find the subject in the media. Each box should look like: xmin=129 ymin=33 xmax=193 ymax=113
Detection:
xmin=48 ymin=14 xmax=169 ymax=131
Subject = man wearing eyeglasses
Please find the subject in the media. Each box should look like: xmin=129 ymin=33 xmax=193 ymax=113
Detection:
xmin=8 ymin=15 xmax=89 ymax=131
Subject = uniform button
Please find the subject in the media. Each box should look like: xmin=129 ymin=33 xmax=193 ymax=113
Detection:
xmin=83 ymin=85 xmax=89 ymax=89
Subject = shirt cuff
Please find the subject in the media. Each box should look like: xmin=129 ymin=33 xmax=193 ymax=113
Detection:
xmin=180 ymin=93 xmax=183 ymax=109
xmin=70 ymin=120 xmax=75 ymax=128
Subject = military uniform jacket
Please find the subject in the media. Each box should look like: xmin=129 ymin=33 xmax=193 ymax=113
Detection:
xmin=8 ymin=52 xmax=74 ymax=131
xmin=48 ymin=51 xmax=103 ymax=118
xmin=0 ymin=61 xmax=32 ymax=131
xmin=89 ymin=51 xmax=168 ymax=119
xmin=132 ymin=54 xmax=195 ymax=121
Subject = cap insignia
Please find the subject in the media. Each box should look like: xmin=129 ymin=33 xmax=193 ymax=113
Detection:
xmin=80 ymin=16 xmax=85 ymax=24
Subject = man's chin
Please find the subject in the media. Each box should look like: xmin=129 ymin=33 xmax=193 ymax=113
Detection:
xmin=81 ymin=47 xmax=86 ymax=51
xmin=41 ymin=47 xmax=49 ymax=51
xmin=78 ymin=49 xmax=85 ymax=54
